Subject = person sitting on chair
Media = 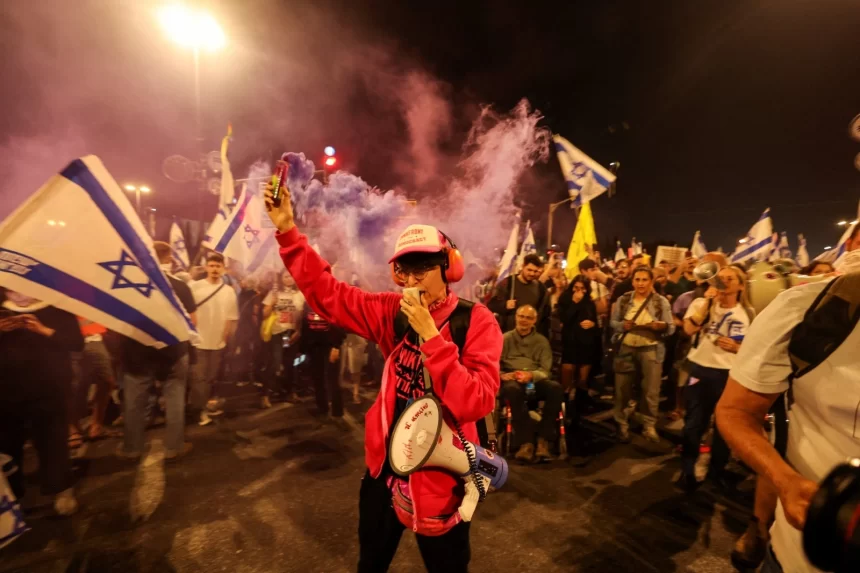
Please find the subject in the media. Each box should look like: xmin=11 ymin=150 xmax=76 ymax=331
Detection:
xmin=499 ymin=304 xmax=561 ymax=463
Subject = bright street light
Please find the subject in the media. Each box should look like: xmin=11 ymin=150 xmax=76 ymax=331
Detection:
xmin=738 ymin=238 xmax=748 ymax=244
xmin=824 ymin=246 xmax=832 ymax=251
xmin=838 ymin=220 xmax=848 ymax=226
xmin=324 ymin=146 xmax=336 ymax=157
xmin=157 ymin=5 xmax=225 ymax=52
xmin=123 ymin=183 xmax=153 ymax=216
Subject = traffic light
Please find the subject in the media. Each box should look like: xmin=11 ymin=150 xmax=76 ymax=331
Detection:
xmin=323 ymin=146 xmax=337 ymax=170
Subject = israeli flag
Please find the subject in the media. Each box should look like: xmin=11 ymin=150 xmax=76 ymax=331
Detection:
xmin=169 ymin=220 xmax=190 ymax=271
xmin=0 ymin=156 xmax=195 ymax=348
xmin=553 ymin=135 xmax=616 ymax=207
xmin=516 ymin=221 xmax=537 ymax=271
xmin=796 ymin=234 xmax=810 ymax=267
xmin=769 ymin=231 xmax=792 ymax=261
xmin=202 ymin=185 xmax=279 ymax=274
xmin=691 ymin=230 xmax=708 ymax=259
xmin=731 ymin=208 xmax=776 ymax=264
xmin=631 ymin=238 xmax=643 ymax=256
xmin=496 ymin=221 xmax=521 ymax=285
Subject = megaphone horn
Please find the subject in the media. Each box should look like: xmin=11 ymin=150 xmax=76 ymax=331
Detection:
xmin=693 ymin=260 xmax=720 ymax=283
xmin=389 ymin=395 xmax=508 ymax=522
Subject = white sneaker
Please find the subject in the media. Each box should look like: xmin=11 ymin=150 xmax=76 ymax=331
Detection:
xmin=643 ymin=426 xmax=660 ymax=443
xmin=206 ymin=398 xmax=225 ymax=416
xmin=198 ymin=412 xmax=214 ymax=426
xmin=54 ymin=488 xmax=78 ymax=516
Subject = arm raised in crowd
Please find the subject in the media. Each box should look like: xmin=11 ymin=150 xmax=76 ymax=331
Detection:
xmin=266 ymin=185 xmax=400 ymax=352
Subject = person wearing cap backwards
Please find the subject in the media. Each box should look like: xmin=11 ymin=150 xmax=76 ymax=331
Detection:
xmin=264 ymin=183 xmax=502 ymax=573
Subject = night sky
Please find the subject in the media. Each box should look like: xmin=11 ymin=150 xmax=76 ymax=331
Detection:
xmin=2 ymin=0 xmax=859 ymax=258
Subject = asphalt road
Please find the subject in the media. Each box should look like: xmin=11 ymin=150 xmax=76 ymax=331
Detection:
xmin=1 ymin=388 xmax=753 ymax=573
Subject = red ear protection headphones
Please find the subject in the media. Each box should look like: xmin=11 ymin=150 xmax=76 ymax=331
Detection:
xmin=390 ymin=230 xmax=465 ymax=286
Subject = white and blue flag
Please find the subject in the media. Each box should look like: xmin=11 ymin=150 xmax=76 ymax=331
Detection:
xmin=769 ymin=231 xmax=792 ymax=261
xmin=169 ymin=220 xmax=190 ymax=271
xmin=731 ymin=208 xmax=776 ymax=264
xmin=516 ymin=221 xmax=537 ymax=272
xmin=496 ymin=220 xmax=521 ymax=285
xmin=553 ymin=134 xmax=616 ymax=207
xmin=202 ymin=185 xmax=280 ymax=274
xmin=796 ymin=234 xmax=810 ymax=267
xmin=0 ymin=156 xmax=194 ymax=348
xmin=691 ymin=230 xmax=708 ymax=259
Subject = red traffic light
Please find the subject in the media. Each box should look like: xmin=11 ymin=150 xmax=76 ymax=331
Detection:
xmin=324 ymin=156 xmax=337 ymax=167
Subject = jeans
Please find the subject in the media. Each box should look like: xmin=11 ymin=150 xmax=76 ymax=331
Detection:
xmin=613 ymin=345 xmax=662 ymax=429
xmin=190 ymin=349 xmax=223 ymax=411
xmin=266 ymin=333 xmax=298 ymax=397
xmin=681 ymin=364 xmax=730 ymax=478
xmin=123 ymin=354 xmax=188 ymax=453
xmin=309 ymin=345 xmax=342 ymax=417
xmin=499 ymin=378 xmax=564 ymax=450
xmin=357 ymin=472 xmax=470 ymax=573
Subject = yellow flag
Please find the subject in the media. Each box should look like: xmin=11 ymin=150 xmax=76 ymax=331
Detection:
xmin=565 ymin=201 xmax=597 ymax=279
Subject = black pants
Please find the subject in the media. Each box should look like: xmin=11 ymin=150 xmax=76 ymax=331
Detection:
xmin=357 ymin=472 xmax=470 ymax=573
xmin=500 ymin=379 xmax=563 ymax=450
xmin=681 ymin=364 xmax=730 ymax=478
xmin=266 ymin=334 xmax=298 ymax=397
xmin=0 ymin=390 xmax=72 ymax=498
xmin=309 ymin=345 xmax=343 ymax=417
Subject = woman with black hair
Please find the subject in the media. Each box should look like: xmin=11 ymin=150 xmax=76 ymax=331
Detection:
xmin=558 ymin=275 xmax=601 ymax=409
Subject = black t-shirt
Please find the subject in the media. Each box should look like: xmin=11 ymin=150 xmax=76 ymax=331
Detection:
xmin=122 ymin=275 xmax=195 ymax=376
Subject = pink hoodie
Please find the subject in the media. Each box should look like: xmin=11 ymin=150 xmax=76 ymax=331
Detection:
xmin=275 ymin=228 xmax=502 ymax=531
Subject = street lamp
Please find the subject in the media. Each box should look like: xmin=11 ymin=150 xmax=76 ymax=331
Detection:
xmin=123 ymin=184 xmax=152 ymax=216
xmin=157 ymin=5 xmax=226 ymax=147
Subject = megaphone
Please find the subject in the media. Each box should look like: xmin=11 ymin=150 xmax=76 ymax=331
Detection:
xmin=693 ymin=260 xmax=726 ymax=289
xmin=389 ymin=395 xmax=508 ymax=522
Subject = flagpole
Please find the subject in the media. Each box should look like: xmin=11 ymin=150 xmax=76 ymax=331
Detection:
xmin=548 ymin=197 xmax=574 ymax=250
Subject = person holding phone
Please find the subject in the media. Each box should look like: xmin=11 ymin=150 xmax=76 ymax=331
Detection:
xmin=609 ymin=266 xmax=674 ymax=443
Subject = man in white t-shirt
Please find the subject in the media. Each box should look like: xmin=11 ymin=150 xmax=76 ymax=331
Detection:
xmin=716 ymin=274 xmax=860 ymax=573
xmin=261 ymin=271 xmax=305 ymax=405
xmin=678 ymin=266 xmax=752 ymax=492
xmin=189 ymin=252 xmax=238 ymax=425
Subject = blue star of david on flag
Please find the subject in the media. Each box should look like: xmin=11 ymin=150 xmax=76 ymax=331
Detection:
xmin=567 ymin=162 xmax=591 ymax=190
xmin=172 ymin=238 xmax=186 ymax=252
xmin=243 ymin=224 xmax=261 ymax=249
xmin=97 ymin=250 xmax=155 ymax=297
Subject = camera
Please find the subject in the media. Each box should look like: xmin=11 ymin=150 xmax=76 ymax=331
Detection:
xmin=803 ymin=460 xmax=860 ymax=572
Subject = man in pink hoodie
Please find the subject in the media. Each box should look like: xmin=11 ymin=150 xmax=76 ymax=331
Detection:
xmin=264 ymin=184 xmax=502 ymax=572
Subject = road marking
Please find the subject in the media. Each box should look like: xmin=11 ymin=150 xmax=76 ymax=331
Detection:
xmin=129 ymin=439 xmax=165 ymax=522
xmin=238 ymin=456 xmax=311 ymax=497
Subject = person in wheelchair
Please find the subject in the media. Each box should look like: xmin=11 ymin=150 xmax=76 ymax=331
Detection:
xmin=499 ymin=305 xmax=562 ymax=463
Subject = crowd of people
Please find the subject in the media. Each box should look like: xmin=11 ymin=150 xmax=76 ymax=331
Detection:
xmin=2 ymin=214 xmax=858 ymax=573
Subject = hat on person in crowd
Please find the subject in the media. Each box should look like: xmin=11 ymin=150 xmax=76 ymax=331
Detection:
xmin=389 ymin=224 xmax=465 ymax=283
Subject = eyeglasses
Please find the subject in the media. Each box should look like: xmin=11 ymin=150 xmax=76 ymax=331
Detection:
xmin=393 ymin=265 xmax=432 ymax=282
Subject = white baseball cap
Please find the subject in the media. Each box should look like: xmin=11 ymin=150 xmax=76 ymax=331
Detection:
xmin=388 ymin=224 xmax=446 ymax=264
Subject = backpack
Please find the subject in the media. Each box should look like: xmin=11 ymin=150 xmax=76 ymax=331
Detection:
xmin=394 ymin=299 xmax=475 ymax=355
xmin=787 ymin=272 xmax=860 ymax=403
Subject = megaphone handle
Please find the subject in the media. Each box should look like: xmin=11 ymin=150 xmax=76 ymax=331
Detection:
xmin=458 ymin=478 xmax=483 ymax=522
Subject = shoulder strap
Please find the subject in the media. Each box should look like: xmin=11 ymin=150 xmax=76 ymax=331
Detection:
xmin=449 ymin=299 xmax=475 ymax=356
xmin=196 ymin=282 xmax=226 ymax=308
